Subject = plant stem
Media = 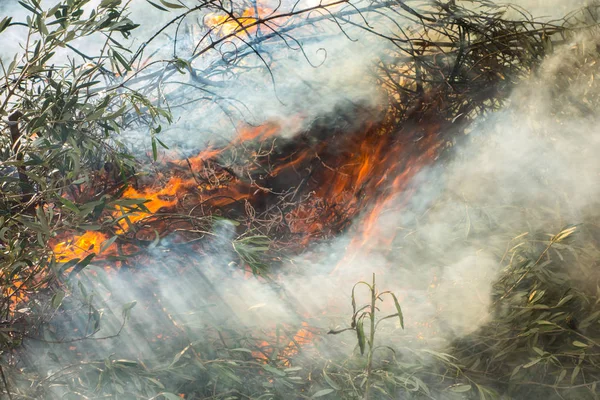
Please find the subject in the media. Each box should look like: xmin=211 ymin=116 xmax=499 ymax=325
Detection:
xmin=365 ymin=273 xmax=376 ymax=400
xmin=0 ymin=364 xmax=14 ymax=400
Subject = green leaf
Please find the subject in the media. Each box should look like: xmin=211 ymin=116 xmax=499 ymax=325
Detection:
xmin=86 ymin=109 xmax=105 ymax=121
xmin=571 ymin=365 xmax=581 ymax=384
xmin=532 ymin=347 xmax=545 ymax=356
xmin=356 ymin=318 xmax=366 ymax=356
xmin=169 ymin=345 xmax=191 ymax=367
xmin=510 ymin=365 xmax=522 ymax=379
xmin=262 ymin=364 xmax=286 ymax=377
xmin=100 ymin=0 xmax=122 ymax=8
xmin=0 ymin=17 xmax=12 ymax=33
xmin=230 ymin=348 xmax=253 ymax=353
xmin=160 ymin=0 xmax=185 ymax=8
xmin=556 ymin=369 xmax=567 ymax=384
xmin=573 ymin=341 xmax=588 ymax=348
xmin=146 ymin=0 xmax=168 ymax=11
xmin=151 ymin=137 xmax=158 ymax=161
xmin=74 ymin=80 xmax=101 ymax=91
xmin=523 ymin=358 xmax=542 ymax=369
xmin=579 ymin=310 xmax=600 ymax=328
xmin=323 ymin=369 xmax=341 ymax=390
xmin=146 ymin=377 xmax=165 ymax=389
xmin=18 ymin=1 xmax=40 ymax=15
xmin=449 ymin=384 xmax=472 ymax=393
xmin=312 ymin=388 xmax=334 ymax=398
xmin=37 ymin=14 xmax=48 ymax=35
xmin=100 ymin=235 xmax=118 ymax=253
xmin=555 ymin=294 xmax=574 ymax=307
xmin=121 ymin=301 xmax=137 ymax=319
xmin=114 ymin=359 xmax=138 ymax=367
xmin=159 ymin=393 xmax=183 ymax=400
xmin=91 ymin=307 xmax=102 ymax=332
xmin=68 ymin=253 xmax=96 ymax=279
xmin=389 ymin=293 xmax=404 ymax=329
xmin=112 ymin=50 xmax=131 ymax=72
xmin=156 ymin=136 xmax=169 ymax=149
xmin=51 ymin=290 xmax=65 ymax=309
xmin=35 ymin=206 xmax=49 ymax=235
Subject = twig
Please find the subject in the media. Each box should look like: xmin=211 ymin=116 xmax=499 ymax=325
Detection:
xmin=0 ymin=364 xmax=14 ymax=400
xmin=8 ymin=110 xmax=32 ymax=204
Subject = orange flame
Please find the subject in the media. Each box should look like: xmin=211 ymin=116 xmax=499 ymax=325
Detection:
xmin=3 ymin=280 xmax=29 ymax=313
xmin=52 ymin=231 xmax=116 ymax=262
xmin=252 ymin=322 xmax=315 ymax=365
xmin=50 ymin=112 xmax=445 ymax=363
xmin=205 ymin=7 xmax=271 ymax=36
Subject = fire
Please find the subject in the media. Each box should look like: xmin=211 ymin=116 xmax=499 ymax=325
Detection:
xmin=3 ymin=280 xmax=28 ymax=313
xmin=52 ymin=231 xmax=116 ymax=262
xmin=51 ymin=105 xmax=445 ymax=361
xmin=253 ymin=322 xmax=316 ymax=365
xmin=110 ymin=124 xmax=282 ymax=235
xmin=53 ymin=112 xmax=442 ymax=262
xmin=115 ymin=177 xmax=189 ymax=231
xmin=205 ymin=7 xmax=271 ymax=36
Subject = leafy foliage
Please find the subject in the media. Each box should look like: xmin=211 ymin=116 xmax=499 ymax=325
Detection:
xmin=0 ymin=0 xmax=159 ymax=348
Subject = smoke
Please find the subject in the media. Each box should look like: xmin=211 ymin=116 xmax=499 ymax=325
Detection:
xmin=499 ymin=0 xmax=589 ymax=19
xmin=25 ymin=30 xmax=600 ymax=371
xmin=119 ymin=0 xmax=594 ymax=152
xmin=120 ymin=0 xmax=395 ymax=151
xmin=6 ymin=0 xmax=600 ymax=396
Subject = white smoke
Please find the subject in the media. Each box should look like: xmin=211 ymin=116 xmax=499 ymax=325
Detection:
xmin=7 ymin=0 xmax=600 ymax=396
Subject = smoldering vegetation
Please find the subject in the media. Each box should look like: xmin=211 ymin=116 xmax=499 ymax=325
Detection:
xmin=2 ymin=0 xmax=600 ymax=399
xmin=26 ymin=41 xmax=600 ymax=398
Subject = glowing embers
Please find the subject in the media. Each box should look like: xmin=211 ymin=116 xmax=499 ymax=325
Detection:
xmin=253 ymin=322 xmax=316 ymax=365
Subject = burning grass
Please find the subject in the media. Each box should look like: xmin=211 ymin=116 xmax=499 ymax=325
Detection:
xmin=3 ymin=0 xmax=600 ymax=399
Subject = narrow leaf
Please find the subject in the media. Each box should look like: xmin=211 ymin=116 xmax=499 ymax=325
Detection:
xmin=160 ymin=0 xmax=185 ymax=8
xmin=0 ymin=17 xmax=12 ymax=33
xmin=262 ymin=364 xmax=286 ymax=377
xmin=356 ymin=319 xmax=366 ymax=355
xmin=390 ymin=293 xmax=404 ymax=329
xmin=449 ymin=384 xmax=472 ymax=393
xmin=312 ymin=389 xmax=334 ymax=398
xmin=146 ymin=0 xmax=168 ymax=11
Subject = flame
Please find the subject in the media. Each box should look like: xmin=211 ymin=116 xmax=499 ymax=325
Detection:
xmin=51 ymin=108 xmax=445 ymax=359
xmin=111 ymin=123 xmax=284 ymax=234
xmin=205 ymin=7 xmax=271 ymax=36
xmin=3 ymin=280 xmax=28 ymax=313
xmin=252 ymin=322 xmax=315 ymax=365
xmin=52 ymin=231 xmax=116 ymax=262
xmin=53 ymin=114 xmax=442 ymax=264
xmin=115 ymin=177 xmax=189 ymax=232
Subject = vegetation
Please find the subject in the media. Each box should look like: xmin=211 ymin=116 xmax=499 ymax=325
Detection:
xmin=0 ymin=0 xmax=599 ymax=399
